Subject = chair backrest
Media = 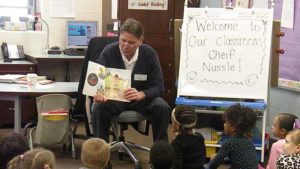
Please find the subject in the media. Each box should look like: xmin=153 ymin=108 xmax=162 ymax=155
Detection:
xmin=73 ymin=36 xmax=119 ymax=136
xmin=73 ymin=36 xmax=119 ymax=116
xmin=36 ymin=94 xmax=72 ymax=114
xmin=34 ymin=94 xmax=72 ymax=145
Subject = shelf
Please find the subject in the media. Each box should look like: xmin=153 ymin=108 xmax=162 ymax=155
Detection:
xmin=205 ymin=143 xmax=262 ymax=151
xmin=195 ymin=109 xmax=224 ymax=114
xmin=176 ymin=96 xmax=268 ymax=162
xmin=205 ymin=144 xmax=221 ymax=147
xmin=176 ymin=97 xmax=266 ymax=110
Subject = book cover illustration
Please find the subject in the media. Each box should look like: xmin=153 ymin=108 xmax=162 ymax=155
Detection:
xmin=83 ymin=61 xmax=131 ymax=102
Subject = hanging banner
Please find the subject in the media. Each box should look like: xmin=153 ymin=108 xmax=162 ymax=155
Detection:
xmin=128 ymin=0 xmax=168 ymax=10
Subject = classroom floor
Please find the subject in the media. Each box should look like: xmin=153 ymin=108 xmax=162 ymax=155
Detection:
xmin=1 ymin=123 xmax=268 ymax=169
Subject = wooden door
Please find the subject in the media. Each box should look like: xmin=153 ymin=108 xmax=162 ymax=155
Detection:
xmin=119 ymin=0 xmax=175 ymax=107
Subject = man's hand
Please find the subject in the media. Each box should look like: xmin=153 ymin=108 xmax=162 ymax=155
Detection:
xmin=93 ymin=92 xmax=107 ymax=103
xmin=124 ymin=88 xmax=145 ymax=101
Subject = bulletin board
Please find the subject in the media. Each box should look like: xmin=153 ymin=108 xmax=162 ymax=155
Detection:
xmin=274 ymin=0 xmax=300 ymax=92
xmin=177 ymin=8 xmax=273 ymax=99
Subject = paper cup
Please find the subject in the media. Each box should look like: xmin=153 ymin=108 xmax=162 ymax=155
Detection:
xmin=26 ymin=73 xmax=38 ymax=88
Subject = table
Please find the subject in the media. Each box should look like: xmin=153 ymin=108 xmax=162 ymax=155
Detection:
xmin=0 ymin=60 xmax=37 ymax=124
xmin=0 ymin=82 xmax=78 ymax=134
xmin=25 ymin=51 xmax=84 ymax=81
xmin=25 ymin=51 xmax=84 ymax=61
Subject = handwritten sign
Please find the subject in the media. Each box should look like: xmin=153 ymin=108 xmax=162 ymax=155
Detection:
xmin=128 ymin=0 xmax=168 ymax=10
xmin=178 ymin=8 xmax=273 ymax=99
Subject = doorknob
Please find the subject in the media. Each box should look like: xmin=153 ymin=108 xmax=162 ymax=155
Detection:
xmin=168 ymin=19 xmax=173 ymax=33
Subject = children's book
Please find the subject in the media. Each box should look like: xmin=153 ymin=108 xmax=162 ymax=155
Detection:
xmin=83 ymin=61 xmax=131 ymax=102
xmin=40 ymin=109 xmax=69 ymax=116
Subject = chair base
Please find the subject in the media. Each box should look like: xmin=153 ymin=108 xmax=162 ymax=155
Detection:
xmin=110 ymin=140 xmax=150 ymax=169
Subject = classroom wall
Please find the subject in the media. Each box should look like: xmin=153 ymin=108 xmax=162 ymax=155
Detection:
xmin=0 ymin=0 xmax=103 ymax=55
xmin=268 ymin=87 xmax=300 ymax=138
xmin=0 ymin=0 xmax=103 ymax=81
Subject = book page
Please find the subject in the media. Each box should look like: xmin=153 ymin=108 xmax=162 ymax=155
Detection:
xmin=83 ymin=61 xmax=131 ymax=102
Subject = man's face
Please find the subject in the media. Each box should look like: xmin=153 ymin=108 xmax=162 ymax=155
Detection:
xmin=119 ymin=31 xmax=142 ymax=59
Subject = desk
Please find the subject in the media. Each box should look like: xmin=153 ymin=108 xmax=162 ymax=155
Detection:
xmin=0 ymin=60 xmax=36 ymax=74
xmin=0 ymin=82 xmax=78 ymax=134
xmin=25 ymin=51 xmax=84 ymax=61
xmin=0 ymin=60 xmax=37 ymax=124
xmin=25 ymin=52 xmax=84 ymax=81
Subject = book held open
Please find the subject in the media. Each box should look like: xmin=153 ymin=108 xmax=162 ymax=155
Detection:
xmin=83 ymin=61 xmax=131 ymax=102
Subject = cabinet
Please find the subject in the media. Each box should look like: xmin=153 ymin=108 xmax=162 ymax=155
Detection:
xmin=0 ymin=61 xmax=36 ymax=125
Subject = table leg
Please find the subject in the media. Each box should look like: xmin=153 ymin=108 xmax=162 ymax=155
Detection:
xmin=65 ymin=61 xmax=70 ymax=82
xmin=14 ymin=96 xmax=21 ymax=134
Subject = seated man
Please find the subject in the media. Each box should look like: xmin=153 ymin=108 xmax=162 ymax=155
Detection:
xmin=92 ymin=18 xmax=170 ymax=142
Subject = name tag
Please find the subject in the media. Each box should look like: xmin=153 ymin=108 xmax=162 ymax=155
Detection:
xmin=134 ymin=74 xmax=147 ymax=81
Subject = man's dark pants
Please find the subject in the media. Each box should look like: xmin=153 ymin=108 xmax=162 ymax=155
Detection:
xmin=92 ymin=97 xmax=170 ymax=142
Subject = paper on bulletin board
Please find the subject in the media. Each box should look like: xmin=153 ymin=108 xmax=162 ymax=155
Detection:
xmin=235 ymin=0 xmax=250 ymax=8
xmin=281 ymin=0 xmax=294 ymax=29
xmin=112 ymin=0 xmax=118 ymax=19
xmin=49 ymin=0 xmax=75 ymax=18
xmin=128 ymin=0 xmax=168 ymax=10
xmin=253 ymin=0 xmax=269 ymax=8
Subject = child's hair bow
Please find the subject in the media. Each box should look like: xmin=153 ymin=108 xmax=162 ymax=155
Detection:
xmin=294 ymin=119 xmax=300 ymax=129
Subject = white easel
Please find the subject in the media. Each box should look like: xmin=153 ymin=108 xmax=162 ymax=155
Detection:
xmin=176 ymin=0 xmax=274 ymax=162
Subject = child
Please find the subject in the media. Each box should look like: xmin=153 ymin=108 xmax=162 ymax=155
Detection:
xmin=150 ymin=140 xmax=175 ymax=169
xmin=208 ymin=104 xmax=258 ymax=169
xmin=6 ymin=148 xmax=55 ymax=169
xmin=80 ymin=138 xmax=110 ymax=169
xmin=0 ymin=133 xmax=29 ymax=169
xmin=276 ymin=128 xmax=300 ymax=168
xmin=171 ymin=106 xmax=206 ymax=169
xmin=266 ymin=113 xmax=298 ymax=169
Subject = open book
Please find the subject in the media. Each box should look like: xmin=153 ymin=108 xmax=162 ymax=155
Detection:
xmin=83 ymin=61 xmax=131 ymax=102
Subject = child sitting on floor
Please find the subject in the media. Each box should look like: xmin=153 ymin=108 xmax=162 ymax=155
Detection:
xmin=171 ymin=105 xmax=206 ymax=169
xmin=0 ymin=133 xmax=29 ymax=169
xmin=266 ymin=113 xmax=298 ymax=169
xmin=150 ymin=140 xmax=175 ymax=169
xmin=80 ymin=138 xmax=110 ymax=169
xmin=208 ymin=104 xmax=258 ymax=169
xmin=6 ymin=148 xmax=55 ymax=169
xmin=276 ymin=127 xmax=300 ymax=168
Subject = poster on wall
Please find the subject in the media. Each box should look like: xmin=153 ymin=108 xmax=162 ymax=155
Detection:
xmin=49 ymin=0 xmax=75 ymax=18
xmin=274 ymin=0 xmax=300 ymax=92
xmin=128 ymin=0 xmax=168 ymax=10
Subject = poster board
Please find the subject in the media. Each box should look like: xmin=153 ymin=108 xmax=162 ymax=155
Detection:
xmin=177 ymin=8 xmax=273 ymax=99
xmin=274 ymin=0 xmax=300 ymax=92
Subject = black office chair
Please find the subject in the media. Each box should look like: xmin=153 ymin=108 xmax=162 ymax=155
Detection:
xmin=72 ymin=36 xmax=119 ymax=139
xmin=110 ymin=111 xmax=150 ymax=169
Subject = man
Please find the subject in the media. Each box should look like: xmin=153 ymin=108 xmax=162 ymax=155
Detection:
xmin=78 ymin=26 xmax=86 ymax=36
xmin=92 ymin=18 xmax=170 ymax=142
